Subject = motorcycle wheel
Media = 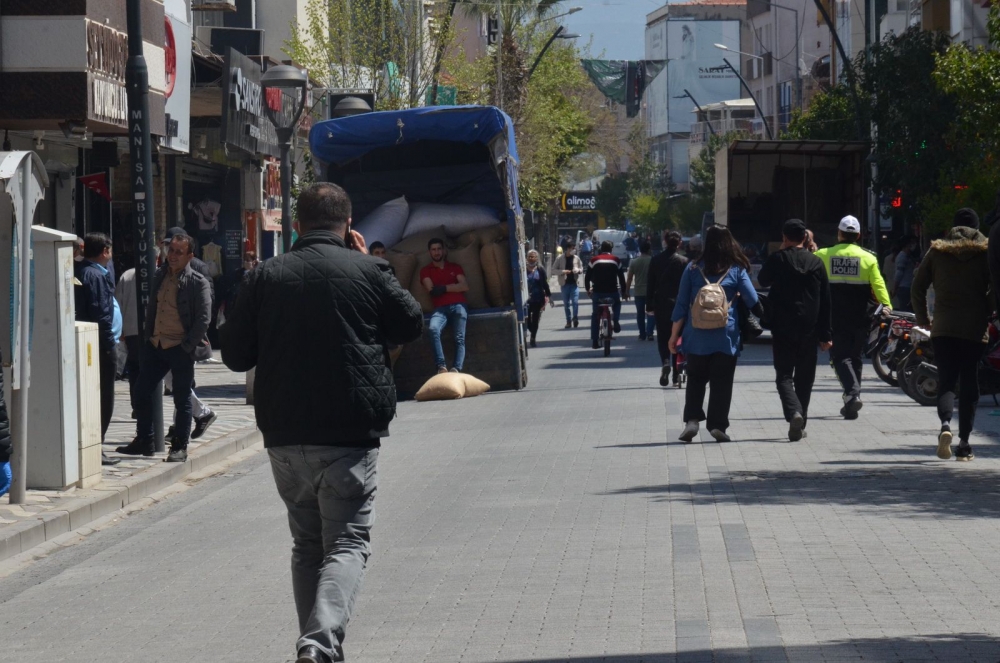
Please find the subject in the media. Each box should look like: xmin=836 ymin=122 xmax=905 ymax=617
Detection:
xmin=871 ymin=339 xmax=898 ymax=387
xmin=897 ymin=351 xmax=920 ymax=399
xmin=907 ymin=363 xmax=938 ymax=407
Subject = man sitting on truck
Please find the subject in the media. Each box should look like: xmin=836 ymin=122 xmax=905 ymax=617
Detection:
xmin=421 ymin=238 xmax=471 ymax=374
xmin=586 ymin=240 xmax=628 ymax=349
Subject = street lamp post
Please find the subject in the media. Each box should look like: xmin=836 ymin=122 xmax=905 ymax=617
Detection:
xmin=528 ymin=26 xmax=581 ymax=81
xmin=673 ymin=89 xmax=716 ymax=137
xmin=261 ymin=65 xmax=309 ymax=254
xmin=719 ymin=57 xmax=773 ymax=140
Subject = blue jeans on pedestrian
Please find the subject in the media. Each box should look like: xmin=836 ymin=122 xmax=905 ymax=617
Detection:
xmin=590 ymin=291 xmax=622 ymax=342
xmin=135 ymin=342 xmax=194 ymax=442
xmin=561 ymin=284 xmax=579 ymax=322
xmin=269 ymin=445 xmax=379 ymax=663
xmin=428 ymin=303 xmax=467 ymax=371
xmin=634 ymin=296 xmax=657 ymax=339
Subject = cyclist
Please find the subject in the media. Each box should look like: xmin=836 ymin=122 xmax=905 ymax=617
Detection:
xmin=585 ymin=240 xmax=627 ymax=350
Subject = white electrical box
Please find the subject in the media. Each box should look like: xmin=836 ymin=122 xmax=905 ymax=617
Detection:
xmin=26 ymin=227 xmax=80 ymax=489
xmin=76 ymin=323 xmax=102 ymax=488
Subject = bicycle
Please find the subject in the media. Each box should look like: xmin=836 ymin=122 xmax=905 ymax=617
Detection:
xmin=597 ymin=297 xmax=615 ymax=356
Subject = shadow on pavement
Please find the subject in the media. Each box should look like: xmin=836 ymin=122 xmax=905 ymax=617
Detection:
xmin=192 ymin=384 xmax=246 ymax=399
xmin=603 ymin=462 xmax=1000 ymax=518
xmin=493 ymin=633 xmax=1000 ymax=662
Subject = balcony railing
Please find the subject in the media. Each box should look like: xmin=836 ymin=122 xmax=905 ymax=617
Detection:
xmin=689 ymin=118 xmax=755 ymax=145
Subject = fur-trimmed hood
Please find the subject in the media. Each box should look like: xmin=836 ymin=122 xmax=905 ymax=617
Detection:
xmin=930 ymin=226 xmax=988 ymax=260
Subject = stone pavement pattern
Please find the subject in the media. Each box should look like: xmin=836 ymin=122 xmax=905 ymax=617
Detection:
xmin=0 ymin=359 xmax=255 ymax=532
xmin=1 ymin=301 xmax=1000 ymax=662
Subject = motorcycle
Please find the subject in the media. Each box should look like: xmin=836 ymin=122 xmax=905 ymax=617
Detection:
xmin=866 ymin=305 xmax=916 ymax=387
xmin=904 ymin=319 xmax=1000 ymax=406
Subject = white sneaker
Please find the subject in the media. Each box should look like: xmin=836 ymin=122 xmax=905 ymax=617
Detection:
xmin=679 ymin=420 xmax=699 ymax=442
xmin=710 ymin=429 xmax=731 ymax=442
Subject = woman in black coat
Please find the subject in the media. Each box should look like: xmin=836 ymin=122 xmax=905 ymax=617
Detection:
xmin=525 ymin=250 xmax=552 ymax=348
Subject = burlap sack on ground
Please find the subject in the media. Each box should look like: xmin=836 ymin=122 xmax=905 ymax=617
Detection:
xmin=480 ymin=239 xmax=513 ymax=307
xmin=461 ymin=374 xmax=491 ymax=397
xmin=415 ymin=373 xmax=467 ymax=401
xmin=384 ymin=250 xmax=417 ymax=289
xmin=447 ymin=241 xmax=489 ymax=309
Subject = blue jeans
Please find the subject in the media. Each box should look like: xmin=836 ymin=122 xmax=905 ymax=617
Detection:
xmin=634 ymin=296 xmax=657 ymax=338
xmin=590 ymin=292 xmax=621 ymax=342
xmin=269 ymin=445 xmax=378 ymax=663
xmin=428 ymin=303 xmax=467 ymax=371
xmin=561 ymin=284 xmax=579 ymax=322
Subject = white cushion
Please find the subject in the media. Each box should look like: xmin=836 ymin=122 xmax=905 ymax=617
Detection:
xmin=401 ymin=203 xmax=501 ymax=240
xmin=352 ymin=196 xmax=409 ymax=249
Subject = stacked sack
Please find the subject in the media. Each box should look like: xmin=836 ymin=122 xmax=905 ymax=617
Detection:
xmin=354 ymin=197 xmax=514 ymax=314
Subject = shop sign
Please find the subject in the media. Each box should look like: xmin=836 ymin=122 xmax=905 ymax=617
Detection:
xmin=560 ymin=192 xmax=597 ymax=212
xmin=221 ymin=49 xmax=282 ymax=157
xmin=261 ymin=158 xmax=283 ymax=232
xmin=87 ymin=21 xmax=129 ymax=128
xmin=159 ymin=0 xmax=192 ymax=153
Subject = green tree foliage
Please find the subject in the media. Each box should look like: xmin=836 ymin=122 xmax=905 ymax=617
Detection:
xmin=689 ymin=131 xmax=749 ymax=201
xmin=285 ymin=0 xmax=452 ymax=110
xmin=595 ymin=173 xmax=630 ymax=227
xmin=783 ymin=87 xmax=856 ymax=141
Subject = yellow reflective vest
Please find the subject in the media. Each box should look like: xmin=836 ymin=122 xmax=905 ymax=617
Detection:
xmin=814 ymin=243 xmax=890 ymax=331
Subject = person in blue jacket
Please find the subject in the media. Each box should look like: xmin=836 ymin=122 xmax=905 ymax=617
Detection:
xmin=0 ymin=346 xmax=11 ymax=498
xmin=669 ymin=225 xmax=758 ymax=443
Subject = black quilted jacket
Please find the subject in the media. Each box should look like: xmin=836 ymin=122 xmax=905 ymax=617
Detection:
xmin=220 ymin=231 xmax=424 ymax=448
xmin=0 ymin=347 xmax=11 ymax=464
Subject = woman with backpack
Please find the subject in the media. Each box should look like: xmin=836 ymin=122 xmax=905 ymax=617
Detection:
xmin=669 ymin=225 xmax=759 ymax=442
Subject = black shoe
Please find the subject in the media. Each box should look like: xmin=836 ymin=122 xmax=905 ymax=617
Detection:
xmin=191 ymin=411 xmax=217 ymax=440
xmin=647 ymin=335 xmax=656 ymax=341
xmin=166 ymin=425 xmax=176 ymax=441
xmin=788 ymin=412 xmax=804 ymax=442
xmin=297 ymin=646 xmax=333 ymax=663
xmin=102 ymin=452 xmax=120 ymax=466
xmin=573 ymin=318 xmax=579 ymax=328
xmin=613 ymin=320 xmax=621 ymax=334
xmin=116 ymin=436 xmax=155 ymax=457
xmin=530 ymin=336 xmax=537 ymax=348
xmin=659 ymin=365 xmax=670 ymax=387
xmin=639 ymin=334 xmax=647 ymax=341
xmin=840 ymin=397 xmax=862 ymax=420
xmin=166 ymin=440 xmax=188 ymax=463
xmin=592 ymin=340 xmax=599 ymax=349
xmin=955 ymin=442 xmax=975 ymax=462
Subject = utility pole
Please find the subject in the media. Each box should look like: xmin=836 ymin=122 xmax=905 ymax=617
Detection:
xmin=126 ymin=0 xmax=164 ymax=452
xmin=866 ymin=0 xmax=880 ymax=257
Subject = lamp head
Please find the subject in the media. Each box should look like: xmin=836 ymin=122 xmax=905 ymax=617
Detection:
xmin=556 ymin=32 xmax=580 ymax=39
xmin=260 ymin=65 xmax=308 ymax=91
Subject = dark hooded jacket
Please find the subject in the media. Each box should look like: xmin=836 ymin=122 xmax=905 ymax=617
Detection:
xmin=220 ymin=231 xmax=424 ymax=449
xmin=757 ymin=246 xmax=832 ymax=342
xmin=913 ymin=226 xmax=994 ymax=343
xmin=646 ymin=248 xmax=688 ymax=315
xmin=0 ymin=347 xmax=10 ymax=464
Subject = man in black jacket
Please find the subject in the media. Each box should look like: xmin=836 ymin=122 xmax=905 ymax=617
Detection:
xmin=757 ymin=219 xmax=833 ymax=441
xmin=116 ymin=233 xmax=212 ymax=462
xmin=585 ymin=240 xmax=627 ymax=349
xmin=220 ymin=183 xmax=423 ymax=663
xmin=646 ymin=231 xmax=689 ymax=385
xmin=75 ymin=232 xmax=122 ymax=466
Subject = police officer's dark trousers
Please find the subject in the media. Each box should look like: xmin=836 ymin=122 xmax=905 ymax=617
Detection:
xmin=830 ymin=328 xmax=866 ymax=400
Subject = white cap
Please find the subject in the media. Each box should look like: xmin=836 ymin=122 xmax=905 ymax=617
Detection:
xmin=838 ymin=215 xmax=861 ymax=233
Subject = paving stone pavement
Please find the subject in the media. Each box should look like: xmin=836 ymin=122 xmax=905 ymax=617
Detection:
xmin=0 ymin=357 xmax=255 ymax=531
xmin=1 ymin=299 xmax=1000 ymax=662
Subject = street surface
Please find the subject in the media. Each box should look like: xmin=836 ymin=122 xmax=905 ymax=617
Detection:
xmin=2 ymin=299 xmax=1000 ymax=662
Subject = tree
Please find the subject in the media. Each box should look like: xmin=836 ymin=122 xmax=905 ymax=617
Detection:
xmin=783 ymin=86 xmax=856 ymax=142
xmin=688 ymin=131 xmax=749 ymax=201
xmin=285 ymin=0 xmax=454 ymax=110
xmin=596 ymin=173 xmax=630 ymax=227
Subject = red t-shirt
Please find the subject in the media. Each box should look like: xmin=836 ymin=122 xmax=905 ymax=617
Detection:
xmin=420 ymin=261 xmax=467 ymax=308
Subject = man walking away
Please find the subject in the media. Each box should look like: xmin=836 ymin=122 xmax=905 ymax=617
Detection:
xmin=75 ymin=232 xmax=122 ymax=466
xmin=757 ymin=219 xmax=833 ymax=441
xmin=985 ymin=189 xmax=1000 ymax=312
xmin=585 ymin=240 xmax=627 ymax=349
xmin=647 ymin=231 xmax=689 ymax=386
xmin=115 ymin=267 xmax=141 ymax=417
xmin=625 ymin=240 xmax=656 ymax=341
xmin=913 ymin=208 xmax=994 ymax=462
xmin=220 ymin=182 xmax=423 ymax=663
xmin=421 ymin=238 xmax=470 ymax=374
xmin=553 ymin=241 xmax=583 ymax=328
xmin=893 ymin=236 xmax=919 ymax=312
xmin=815 ymin=215 xmax=891 ymax=420
xmin=116 ymin=233 xmax=212 ymax=462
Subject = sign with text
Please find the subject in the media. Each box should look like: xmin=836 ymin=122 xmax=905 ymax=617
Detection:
xmin=159 ymin=0 xmax=192 ymax=153
xmin=87 ymin=20 xmax=128 ymax=128
xmin=560 ymin=192 xmax=598 ymax=212
xmin=221 ymin=48 xmax=285 ymax=157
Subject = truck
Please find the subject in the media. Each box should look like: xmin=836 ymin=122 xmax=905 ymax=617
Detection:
xmin=713 ymin=139 xmax=870 ymax=285
xmin=308 ymin=105 xmax=529 ymax=397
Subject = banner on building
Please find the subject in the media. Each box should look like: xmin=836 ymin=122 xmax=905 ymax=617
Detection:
xmin=580 ymin=60 xmax=665 ymax=118
xmin=666 ymin=19 xmax=741 ymax=133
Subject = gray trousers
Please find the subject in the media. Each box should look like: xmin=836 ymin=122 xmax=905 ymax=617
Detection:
xmin=268 ymin=445 xmax=379 ymax=662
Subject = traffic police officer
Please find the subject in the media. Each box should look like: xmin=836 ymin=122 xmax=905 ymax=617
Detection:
xmin=815 ymin=215 xmax=891 ymax=419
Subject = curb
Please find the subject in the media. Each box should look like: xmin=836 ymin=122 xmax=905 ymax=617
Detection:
xmin=0 ymin=427 xmax=263 ymax=564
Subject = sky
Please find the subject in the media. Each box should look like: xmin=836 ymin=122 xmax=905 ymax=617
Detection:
xmin=562 ymin=0 xmax=666 ymax=60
